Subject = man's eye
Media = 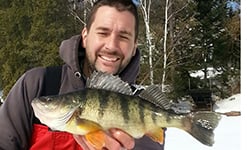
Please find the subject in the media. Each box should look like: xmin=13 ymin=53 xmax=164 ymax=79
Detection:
xmin=98 ymin=32 xmax=107 ymax=36
xmin=120 ymin=35 xmax=129 ymax=40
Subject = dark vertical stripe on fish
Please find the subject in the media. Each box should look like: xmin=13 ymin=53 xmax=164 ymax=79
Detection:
xmin=78 ymin=90 xmax=88 ymax=112
xmin=138 ymin=98 xmax=145 ymax=125
xmin=98 ymin=90 xmax=110 ymax=118
xmin=119 ymin=94 xmax=130 ymax=124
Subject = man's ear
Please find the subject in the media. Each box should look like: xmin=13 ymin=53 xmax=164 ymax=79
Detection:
xmin=132 ymin=41 xmax=138 ymax=56
xmin=81 ymin=28 xmax=88 ymax=48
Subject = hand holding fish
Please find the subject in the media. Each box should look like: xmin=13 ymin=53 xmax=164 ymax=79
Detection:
xmin=73 ymin=128 xmax=134 ymax=150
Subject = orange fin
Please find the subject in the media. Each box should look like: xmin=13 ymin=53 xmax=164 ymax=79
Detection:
xmin=146 ymin=128 xmax=164 ymax=144
xmin=85 ymin=130 xmax=106 ymax=150
xmin=76 ymin=118 xmax=102 ymax=132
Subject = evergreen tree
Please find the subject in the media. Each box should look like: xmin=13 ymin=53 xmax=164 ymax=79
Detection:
xmin=0 ymin=0 xmax=79 ymax=96
xmin=177 ymin=0 xmax=240 ymax=97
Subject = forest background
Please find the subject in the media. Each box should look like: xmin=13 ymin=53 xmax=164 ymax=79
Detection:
xmin=0 ymin=0 xmax=240 ymax=102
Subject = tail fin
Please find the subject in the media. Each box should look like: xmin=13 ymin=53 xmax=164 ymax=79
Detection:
xmin=186 ymin=111 xmax=221 ymax=146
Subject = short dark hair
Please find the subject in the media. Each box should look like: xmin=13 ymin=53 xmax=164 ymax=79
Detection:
xmin=86 ymin=0 xmax=139 ymax=41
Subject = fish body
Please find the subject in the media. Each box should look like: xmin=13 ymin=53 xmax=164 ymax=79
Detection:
xmin=32 ymin=71 xmax=221 ymax=147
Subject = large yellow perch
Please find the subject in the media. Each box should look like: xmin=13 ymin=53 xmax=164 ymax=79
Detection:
xmin=32 ymin=71 xmax=221 ymax=149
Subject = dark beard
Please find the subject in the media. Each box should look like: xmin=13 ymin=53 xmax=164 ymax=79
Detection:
xmin=82 ymin=56 xmax=97 ymax=77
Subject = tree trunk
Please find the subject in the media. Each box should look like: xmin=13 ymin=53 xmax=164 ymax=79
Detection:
xmin=140 ymin=0 xmax=154 ymax=85
xmin=162 ymin=0 xmax=169 ymax=91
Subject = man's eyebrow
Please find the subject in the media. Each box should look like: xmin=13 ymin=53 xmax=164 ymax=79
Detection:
xmin=95 ymin=27 xmax=110 ymax=32
xmin=119 ymin=30 xmax=133 ymax=37
xmin=96 ymin=27 xmax=133 ymax=37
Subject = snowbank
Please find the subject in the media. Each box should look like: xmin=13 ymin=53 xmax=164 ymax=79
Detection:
xmin=164 ymin=94 xmax=241 ymax=150
xmin=213 ymin=93 xmax=240 ymax=113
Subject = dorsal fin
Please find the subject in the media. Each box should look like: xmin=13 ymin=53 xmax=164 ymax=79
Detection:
xmin=139 ymin=85 xmax=194 ymax=113
xmin=138 ymin=85 xmax=172 ymax=110
xmin=86 ymin=71 xmax=133 ymax=96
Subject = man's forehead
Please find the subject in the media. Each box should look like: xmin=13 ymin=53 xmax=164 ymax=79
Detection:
xmin=94 ymin=6 xmax=135 ymax=20
xmin=92 ymin=7 xmax=134 ymax=28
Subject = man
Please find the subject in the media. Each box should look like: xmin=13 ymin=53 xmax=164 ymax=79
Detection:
xmin=0 ymin=0 xmax=164 ymax=149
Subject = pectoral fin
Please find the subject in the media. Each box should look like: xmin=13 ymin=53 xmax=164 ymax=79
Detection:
xmin=76 ymin=118 xmax=106 ymax=149
xmin=85 ymin=130 xmax=106 ymax=150
xmin=146 ymin=127 xmax=164 ymax=144
xmin=76 ymin=117 xmax=103 ymax=132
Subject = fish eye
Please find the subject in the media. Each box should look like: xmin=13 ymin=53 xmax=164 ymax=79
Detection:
xmin=46 ymin=97 xmax=52 ymax=102
xmin=39 ymin=97 xmax=47 ymax=102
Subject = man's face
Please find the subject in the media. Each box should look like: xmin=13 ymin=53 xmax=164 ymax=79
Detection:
xmin=82 ymin=6 xmax=137 ymax=75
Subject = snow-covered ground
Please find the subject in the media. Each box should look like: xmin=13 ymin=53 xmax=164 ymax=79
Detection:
xmin=164 ymin=93 xmax=241 ymax=150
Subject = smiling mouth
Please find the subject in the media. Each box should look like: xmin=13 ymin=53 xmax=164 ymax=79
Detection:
xmin=100 ymin=55 xmax=120 ymax=62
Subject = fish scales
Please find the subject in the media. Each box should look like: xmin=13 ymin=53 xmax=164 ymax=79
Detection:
xmin=141 ymin=101 xmax=166 ymax=130
xmin=96 ymin=90 xmax=109 ymax=119
xmin=137 ymin=99 xmax=145 ymax=126
xmin=80 ymin=89 xmax=101 ymax=122
xmin=79 ymin=89 xmax=124 ymax=129
xmin=119 ymin=94 xmax=131 ymax=124
xmin=97 ymin=89 xmax=130 ymax=125
xmin=119 ymin=94 xmax=150 ymax=135
xmin=98 ymin=90 xmax=127 ymax=128
xmin=81 ymin=88 xmax=162 ymax=135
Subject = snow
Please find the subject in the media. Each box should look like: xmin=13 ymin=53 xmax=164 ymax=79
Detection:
xmin=213 ymin=94 xmax=240 ymax=113
xmin=164 ymin=94 xmax=242 ymax=150
xmin=189 ymin=67 xmax=223 ymax=79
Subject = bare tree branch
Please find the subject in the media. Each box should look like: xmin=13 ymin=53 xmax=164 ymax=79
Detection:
xmin=69 ymin=8 xmax=86 ymax=25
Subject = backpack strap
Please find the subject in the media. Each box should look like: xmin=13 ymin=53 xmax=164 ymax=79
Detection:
xmin=33 ymin=66 xmax=62 ymax=124
xmin=42 ymin=66 xmax=62 ymax=96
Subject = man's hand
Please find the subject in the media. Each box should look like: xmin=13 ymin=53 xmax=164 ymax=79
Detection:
xmin=73 ymin=129 xmax=135 ymax=150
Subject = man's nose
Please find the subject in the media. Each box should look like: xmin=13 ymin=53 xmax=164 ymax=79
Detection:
xmin=105 ymin=35 xmax=119 ymax=51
